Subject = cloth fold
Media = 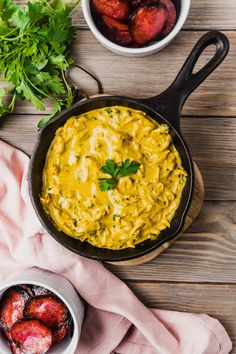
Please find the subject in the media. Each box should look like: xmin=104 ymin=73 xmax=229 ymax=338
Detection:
xmin=0 ymin=140 xmax=232 ymax=354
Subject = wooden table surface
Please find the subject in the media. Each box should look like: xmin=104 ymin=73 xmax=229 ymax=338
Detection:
xmin=1 ymin=1 xmax=236 ymax=352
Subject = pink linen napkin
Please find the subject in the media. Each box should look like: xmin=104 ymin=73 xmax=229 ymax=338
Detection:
xmin=0 ymin=139 xmax=232 ymax=354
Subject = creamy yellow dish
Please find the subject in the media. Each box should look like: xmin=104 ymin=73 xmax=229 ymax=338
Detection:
xmin=41 ymin=106 xmax=187 ymax=250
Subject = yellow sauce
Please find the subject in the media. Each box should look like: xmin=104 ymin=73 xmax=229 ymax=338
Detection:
xmin=41 ymin=107 xmax=187 ymax=250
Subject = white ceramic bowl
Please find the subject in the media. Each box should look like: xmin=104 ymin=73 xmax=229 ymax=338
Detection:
xmin=0 ymin=268 xmax=84 ymax=354
xmin=82 ymin=0 xmax=191 ymax=57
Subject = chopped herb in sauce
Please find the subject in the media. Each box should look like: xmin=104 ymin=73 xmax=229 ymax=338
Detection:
xmin=112 ymin=214 xmax=120 ymax=221
xmin=105 ymin=108 xmax=113 ymax=115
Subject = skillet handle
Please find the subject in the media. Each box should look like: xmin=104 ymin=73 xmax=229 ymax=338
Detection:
xmin=140 ymin=31 xmax=229 ymax=131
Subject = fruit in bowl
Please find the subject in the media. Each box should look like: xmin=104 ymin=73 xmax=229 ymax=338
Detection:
xmin=91 ymin=0 xmax=177 ymax=47
xmin=0 ymin=285 xmax=73 ymax=354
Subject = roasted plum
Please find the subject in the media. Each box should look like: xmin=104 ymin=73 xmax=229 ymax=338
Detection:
xmin=102 ymin=15 xmax=129 ymax=31
xmin=160 ymin=0 xmax=177 ymax=35
xmin=0 ymin=287 xmax=30 ymax=332
xmin=9 ymin=341 xmax=24 ymax=354
xmin=93 ymin=0 xmax=129 ymax=20
xmin=52 ymin=321 xmax=70 ymax=344
xmin=101 ymin=15 xmax=133 ymax=46
xmin=11 ymin=319 xmax=52 ymax=354
xmin=31 ymin=286 xmax=52 ymax=297
xmin=130 ymin=5 xmax=168 ymax=45
xmin=24 ymin=295 xmax=68 ymax=329
xmin=131 ymin=0 xmax=160 ymax=7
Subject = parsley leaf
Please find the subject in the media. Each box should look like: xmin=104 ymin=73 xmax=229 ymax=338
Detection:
xmin=12 ymin=7 xmax=29 ymax=29
xmin=99 ymin=178 xmax=116 ymax=192
xmin=98 ymin=159 xmax=141 ymax=192
xmin=28 ymin=2 xmax=43 ymax=22
xmin=37 ymin=100 xmax=62 ymax=128
xmin=101 ymin=159 xmax=120 ymax=178
xmin=0 ymin=0 xmax=80 ymax=126
xmin=117 ymin=160 xmax=141 ymax=179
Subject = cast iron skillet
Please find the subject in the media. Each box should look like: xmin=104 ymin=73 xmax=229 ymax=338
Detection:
xmin=29 ymin=31 xmax=229 ymax=262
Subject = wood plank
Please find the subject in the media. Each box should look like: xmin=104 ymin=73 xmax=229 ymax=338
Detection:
xmin=16 ymin=0 xmax=236 ymax=30
xmin=181 ymin=117 xmax=236 ymax=201
xmin=1 ymin=115 xmax=235 ymax=200
xmin=184 ymin=0 xmax=236 ymax=30
xmin=126 ymin=282 xmax=236 ymax=353
xmin=9 ymin=31 xmax=236 ymax=117
xmin=107 ymin=201 xmax=236 ymax=283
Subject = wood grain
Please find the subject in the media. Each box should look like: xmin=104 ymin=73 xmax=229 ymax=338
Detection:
xmin=181 ymin=117 xmax=236 ymax=201
xmin=184 ymin=0 xmax=236 ymax=30
xmin=4 ymin=2 xmax=236 ymax=351
xmin=1 ymin=115 xmax=235 ymax=200
xmin=16 ymin=0 xmax=236 ymax=30
xmin=9 ymin=31 xmax=236 ymax=117
xmin=126 ymin=282 xmax=236 ymax=351
xmin=107 ymin=201 xmax=236 ymax=283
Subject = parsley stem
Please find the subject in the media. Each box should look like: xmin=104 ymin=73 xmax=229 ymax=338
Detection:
xmin=0 ymin=30 xmax=26 ymax=42
xmin=2 ymin=46 xmax=24 ymax=61
xmin=0 ymin=35 xmax=21 ymax=42
xmin=61 ymin=69 xmax=73 ymax=99
xmin=0 ymin=27 xmax=18 ymax=39
xmin=8 ymin=94 xmax=16 ymax=112
xmin=69 ymin=0 xmax=81 ymax=15
xmin=22 ymin=68 xmax=50 ymax=99
xmin=42 ymin=0 xmax=54 ymax=13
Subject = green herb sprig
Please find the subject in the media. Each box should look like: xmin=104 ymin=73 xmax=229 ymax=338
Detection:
xmin=99 ymin=159 xmax=141 ymax=192
xmin=0 ymin=0 xmax=80 ymax=127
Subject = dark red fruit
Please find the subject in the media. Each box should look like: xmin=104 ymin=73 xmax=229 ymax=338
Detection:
xmin=101 ymin=15 xmax=133 ymax=46
xmin=102 ymin=15 xmax=129 ymax=31
xmin=52 ymin=321 xmax=69 ymax=344
xmin=9 ymin=341 xmax=24 ymax=354
xmin=31 ymin=286 xmax=52 ymax=297
xmin=113 ymin=30 xmax=133 ymax=45
xmin=93 ymin=0 xmax=129 ymax=21
xmin=11 ymin=319 xmax=52 ymax=354
xmin=4 ymin=331 xmax=24 ymax=354
xmin=130 ymin=5 xmax=168 ymax=44
xmin=0 ymin=287 xmax=30 ymax=331
xmin=17 ymin=285 xmax=34 ymax=297
xmin=130 ymin=0 xmax=145 ymax=7
xmin=4 ymin=330 xmax=12 ymax=341
xmin=160 ymin=0 xmax=177 ymax=35
xmin=24 ymin=295 xmax=68 ymax=329
xmin=131 ymin=0 xmax=160 ymax=7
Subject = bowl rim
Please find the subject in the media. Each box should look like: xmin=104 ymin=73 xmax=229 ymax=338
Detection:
xmin=81 ymin=0 xmax=191 ymax=54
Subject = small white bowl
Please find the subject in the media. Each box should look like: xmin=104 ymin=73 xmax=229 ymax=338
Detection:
xmin=82 ymin=0 xmax=191 ymax=57
xmin=0 ymin=268 xmax=84 ymax=354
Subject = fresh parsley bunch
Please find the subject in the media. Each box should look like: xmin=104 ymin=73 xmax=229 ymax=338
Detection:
xmin=99 ymin=159 xmax=141 ymax=191
xmin=0 ymin=0 xmax=80 ymax=127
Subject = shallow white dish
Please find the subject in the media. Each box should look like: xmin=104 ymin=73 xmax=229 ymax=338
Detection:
xmin=0 ymin=268 xmax=84 ymax=354
xmin=82 ymin=0 xmax=191 ymax=57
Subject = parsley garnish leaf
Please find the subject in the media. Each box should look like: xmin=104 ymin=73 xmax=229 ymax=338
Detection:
xmin=98 ymin=159 xmax=141 ymax=192
xmin=99 ymin=178 xmax=116 ymax=192
xmin=101 ymin=159 xmax=120 ymax=178
xmin=117 ymin=160 xmax=141 ymax=178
